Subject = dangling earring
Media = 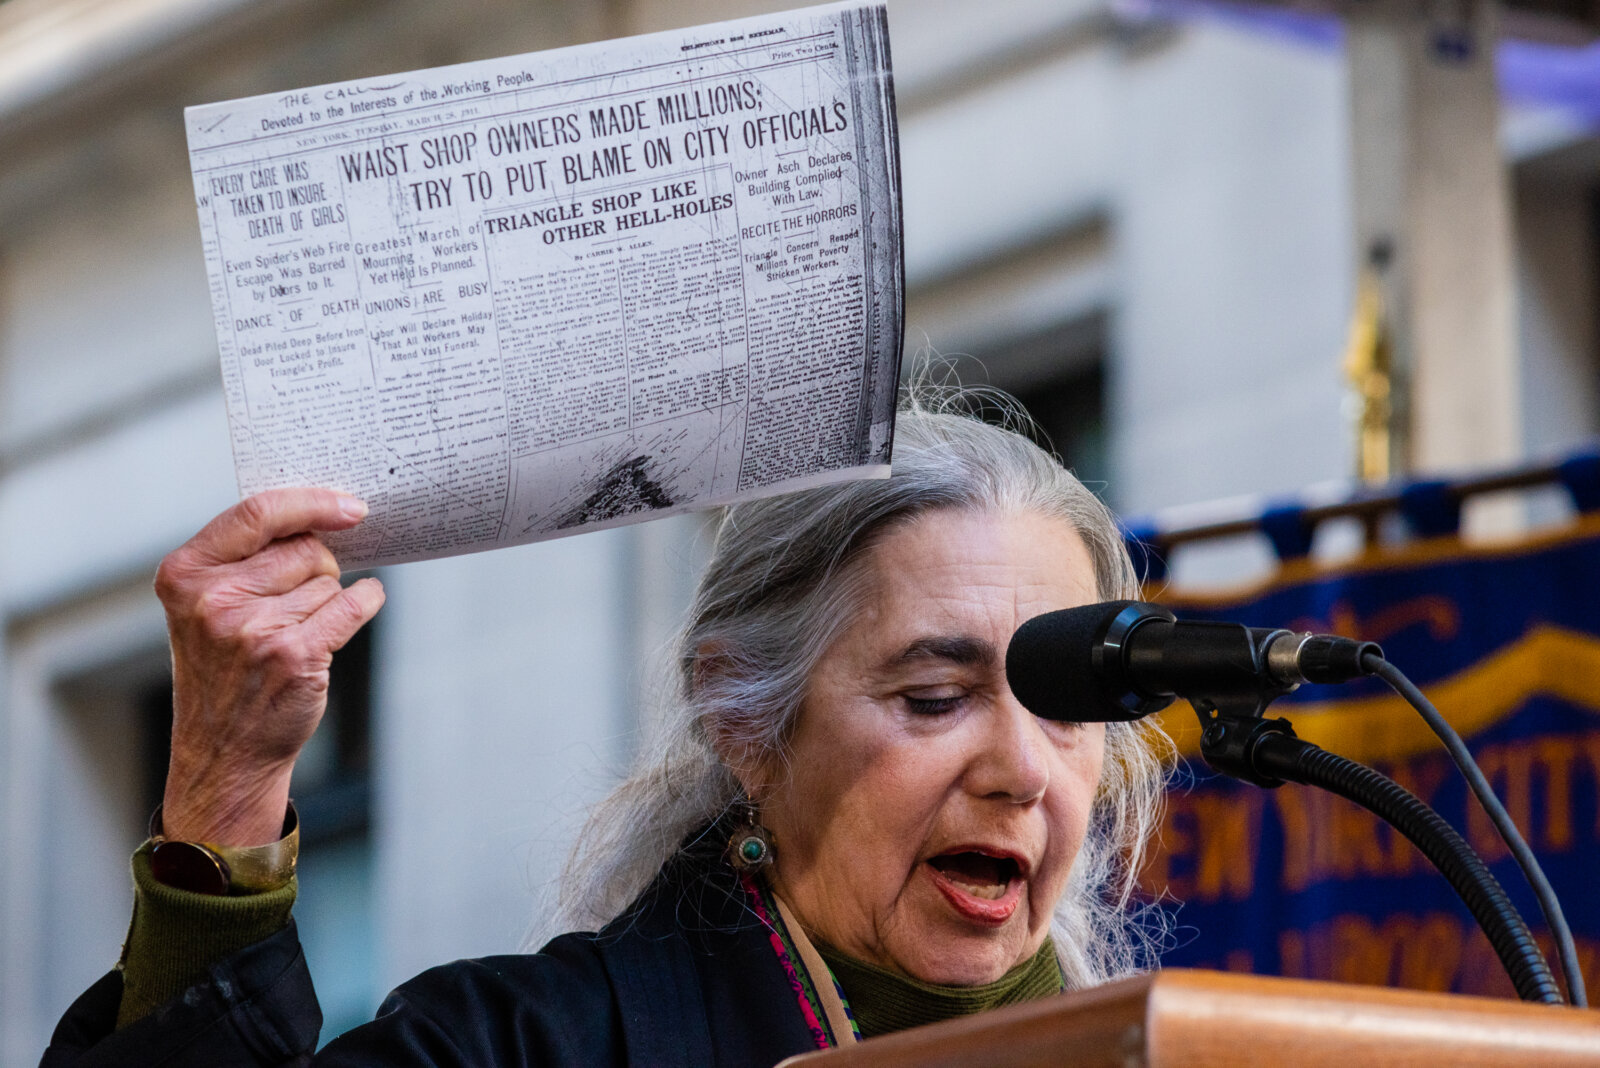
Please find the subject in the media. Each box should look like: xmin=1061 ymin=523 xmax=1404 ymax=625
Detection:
xmin=726 ymin=798 xmax=774 ymax=871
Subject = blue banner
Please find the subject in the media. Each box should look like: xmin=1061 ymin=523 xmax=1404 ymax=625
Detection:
xmin=1147 ymin=515 xmax=1600 ymax=998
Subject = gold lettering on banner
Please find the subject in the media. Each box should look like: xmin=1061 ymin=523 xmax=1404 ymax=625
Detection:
xmin=1330 ymin=791 xmax=1390 ymax=877
xmin=1384 ymin=758 xmax=1452 ymax=874
xmin=1192 ymin=793 xmax=1261 ymax=902
xmin=1583 ymin=734 xmax=1600 ymax=840
xmin=1331 ymin=915 xmax=1400 ymax=987
xmin=1533 ymin=735 xmax=1579 ymax=851
xmin=1144 ymin=791 xmax=1262 ymax=903
xmin=1276 ymin=787 xmax=1313 ymax=892
xmin=1278 ymin=757 xmax=1449 ymax=892
xmin=1282 ymin=915 xmax=1463 ymax=991
xmin=1279 ymin=916 xmax=1600 ymax=997
xmin=1465 ymin=733 xmax=1600 ymax=860
xmin=1394 ymin=915 xmax=1467 ymax=990
xmin=1474 ymin=743 xmax=1533 ymax=863
xmin=1278 ymin=929 xmax=1307 ymax=979
xmin=1271 ymin=731 xmax=1599 ymax=893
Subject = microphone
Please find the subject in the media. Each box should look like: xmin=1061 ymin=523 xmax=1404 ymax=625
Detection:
xmin=1004 ymin=601 xmax=1382 ymax=722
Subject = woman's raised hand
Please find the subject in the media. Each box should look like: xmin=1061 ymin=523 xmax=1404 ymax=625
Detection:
xmin=154 ymin=488 xmax=386 ymax=847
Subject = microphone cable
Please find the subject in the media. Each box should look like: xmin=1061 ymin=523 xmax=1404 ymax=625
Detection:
xmin=1363 ymin=652 xmax=1586 ymax=1008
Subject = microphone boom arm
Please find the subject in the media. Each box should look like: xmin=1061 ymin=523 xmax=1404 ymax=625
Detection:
xmin=1191 ymin=701 xmax=1563 ymax=1004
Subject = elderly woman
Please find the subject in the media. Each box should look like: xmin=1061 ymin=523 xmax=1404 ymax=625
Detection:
xmin=45 ymin=402 xmax=1168 ymax=1066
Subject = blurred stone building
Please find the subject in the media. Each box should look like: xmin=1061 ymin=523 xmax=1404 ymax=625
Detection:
xmin=1 ymin=0 xmax=1595 ymax=1058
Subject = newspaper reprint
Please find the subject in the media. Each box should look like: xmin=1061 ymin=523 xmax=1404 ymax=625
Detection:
xmin=186 ymin=2 xmax=901 ymax=568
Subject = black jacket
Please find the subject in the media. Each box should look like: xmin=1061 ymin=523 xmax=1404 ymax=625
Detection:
xmin=43 ymin=854 xmax=820 ymax=1067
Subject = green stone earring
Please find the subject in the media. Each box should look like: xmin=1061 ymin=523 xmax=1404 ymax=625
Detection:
xmin=726 ymin=800 xmax=774 ymax=872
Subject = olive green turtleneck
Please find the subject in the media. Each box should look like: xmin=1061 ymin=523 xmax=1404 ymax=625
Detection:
xmin=814 ymin=938 xmax=1063 ymax=1038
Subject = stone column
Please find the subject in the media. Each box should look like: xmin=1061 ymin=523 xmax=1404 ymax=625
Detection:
xmin=1347 ymin=0 xmax=1521 ymax=476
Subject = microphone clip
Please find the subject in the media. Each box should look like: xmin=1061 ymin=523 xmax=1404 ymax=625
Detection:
xmin=1194 ymin=707 xmax=1301 ymax=789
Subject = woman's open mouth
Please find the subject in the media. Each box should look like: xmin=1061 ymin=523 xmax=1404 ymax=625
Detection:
xmin=925 ymin=850 xmax=1025 ymax=924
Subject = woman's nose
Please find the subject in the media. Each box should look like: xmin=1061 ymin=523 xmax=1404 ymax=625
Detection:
xmin=966 ymin=692 xmax=1051 ymax=804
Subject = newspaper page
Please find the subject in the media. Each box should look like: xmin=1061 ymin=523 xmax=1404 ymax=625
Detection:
xmin=185 ymin=2 xmax=900 ymax=569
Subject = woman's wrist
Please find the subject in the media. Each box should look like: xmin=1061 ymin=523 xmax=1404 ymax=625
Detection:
xmin=160 ymin=762 xmax=295 ymax=847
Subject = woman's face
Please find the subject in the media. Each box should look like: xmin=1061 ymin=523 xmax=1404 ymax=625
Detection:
xmin=753 ymin=507 xmax=1106 ymax=986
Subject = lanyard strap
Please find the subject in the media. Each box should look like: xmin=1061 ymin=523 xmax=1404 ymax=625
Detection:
xmin=740 ymin=873 xmax=862 ymax=1048
xmin=772 ymin=892 xmax=861 ymax=1046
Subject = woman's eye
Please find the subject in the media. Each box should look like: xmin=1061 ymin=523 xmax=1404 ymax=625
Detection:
xmin=903 ymin=691 xmax=965 ymax=715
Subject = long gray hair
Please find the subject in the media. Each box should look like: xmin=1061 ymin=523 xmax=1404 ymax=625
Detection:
xmin=556 ymin=392 xmax=1171 ymax=987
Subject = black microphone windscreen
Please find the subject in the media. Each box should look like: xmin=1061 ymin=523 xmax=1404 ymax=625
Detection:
xmin=1005 ymin=601 xmax=1136 ymax=722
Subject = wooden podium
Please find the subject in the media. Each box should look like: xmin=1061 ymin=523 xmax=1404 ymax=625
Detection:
xmin=776 ymin=969 xmax=1600 ymax=1067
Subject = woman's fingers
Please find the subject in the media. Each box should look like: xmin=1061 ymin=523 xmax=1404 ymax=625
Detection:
xmin=221 ymin=532 xmax=341 ymax=599
xmin=263 ymin=572 xmax=346 ymax=621
xmin=158 ymin=535 xmax=338 ymax=648
xmin=302 ymin=576 xmax=386 ymax=654
xmin=255 ymin=573 xmax=384 ymax=641
xmin=188 ymin=487 xmax=367 ymax=567
xmin=159 ymin=492 xmax=355 ymax=611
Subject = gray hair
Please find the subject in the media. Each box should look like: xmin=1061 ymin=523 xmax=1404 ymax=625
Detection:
xmin=556 ymin=392 xmax=1171 ymax=987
